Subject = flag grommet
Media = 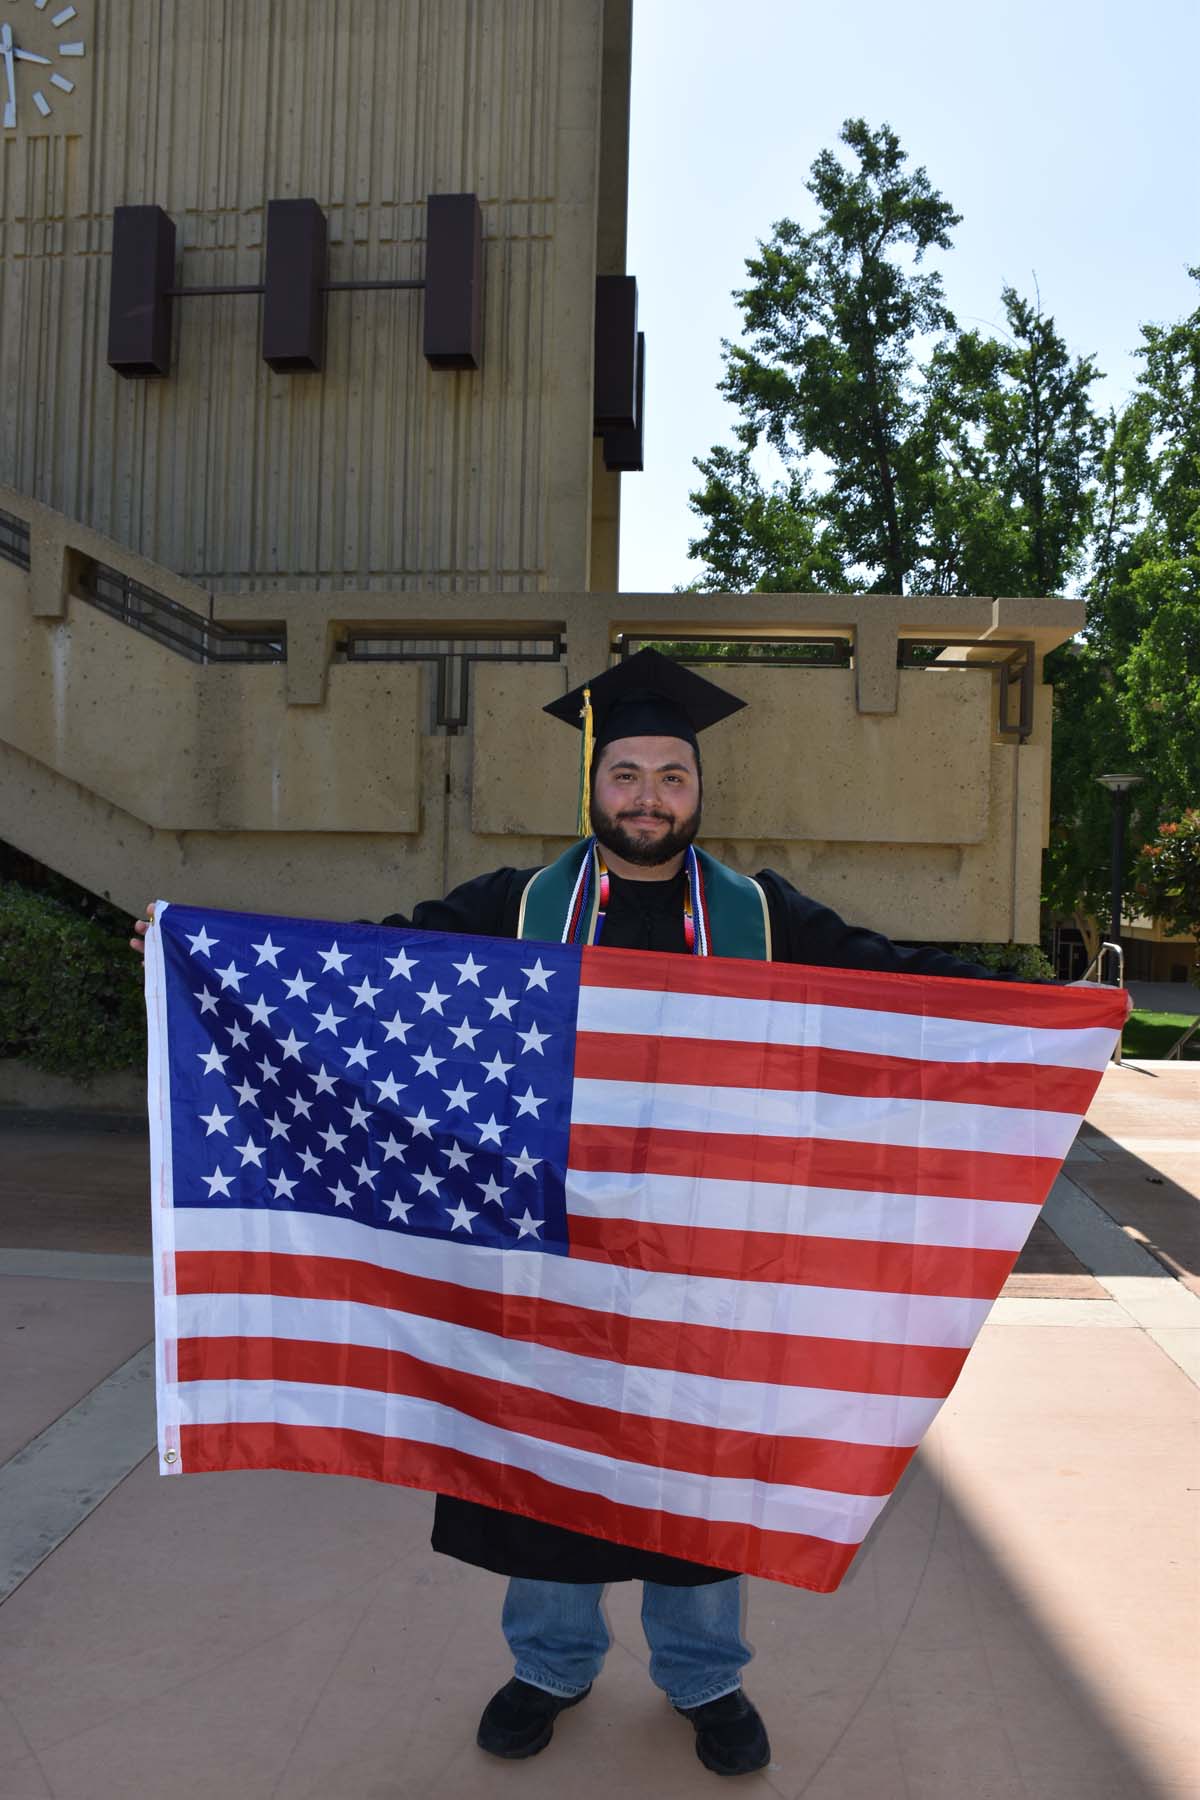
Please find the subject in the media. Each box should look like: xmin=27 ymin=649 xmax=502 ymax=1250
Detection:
xmin=163 ymin=1449 xmax=178 ymax=1464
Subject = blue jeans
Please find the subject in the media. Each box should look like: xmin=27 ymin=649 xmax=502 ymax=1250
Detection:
xmin=502 ymin=1576 xmax=751 ymax=1711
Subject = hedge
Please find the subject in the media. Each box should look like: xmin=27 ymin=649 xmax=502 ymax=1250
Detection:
xmin=0 ymin=880 xmax=146 ymax=1077
xmin=946 ymin=941 xmax=1056 ymax=981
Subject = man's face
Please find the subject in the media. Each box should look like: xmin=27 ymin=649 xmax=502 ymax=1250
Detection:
xmin=590 ymin=735 xmax=702 ymax=867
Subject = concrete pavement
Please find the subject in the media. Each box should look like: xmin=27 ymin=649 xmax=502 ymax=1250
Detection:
xmin=1 ymin=1064 xmax=1197 ymax=1799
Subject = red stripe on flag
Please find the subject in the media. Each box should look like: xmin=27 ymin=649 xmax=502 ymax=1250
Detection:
xmin=173 ymin=1250 xmax=969 ymax=1398
xmin=179 ymin=1420 xmax=861 ymax=1592
xmin=572 ymin=1032 xmax=1096 ymax=1115
xmin=567 ymin=1215 xmax=1015 ymax=1298
xmin=177 ymin=1335 xmax=918 ymax=1494
xmin=567 ymin=1123 xmax=1059 ymax=1206
xmin=580 ymin=946 xmax=1126 ymax=1030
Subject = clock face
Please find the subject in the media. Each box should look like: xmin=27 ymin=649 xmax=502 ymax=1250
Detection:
xmin=1 ymin=1 xmax=87 ymax=130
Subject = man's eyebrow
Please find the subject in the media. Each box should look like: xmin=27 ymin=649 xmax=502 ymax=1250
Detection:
xmin=605 ymin=757 xmax=693 ymax=773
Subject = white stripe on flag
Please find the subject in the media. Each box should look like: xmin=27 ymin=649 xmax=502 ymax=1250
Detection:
xmin=171 ymin=1207 xmax=996 ymax=1348
xmin=576 ymin=985 xmax=1117 ymax=1072
xmin=564 ymin=1168 xmax=1041 ymax=1251
xmin=175 ymin=1379 xmax=890 ymax=1544
xmin=174 ymin=1290 xmax=943 ymax=1447
xmin=569 ymin=1077 xmax=1079 ymax=1159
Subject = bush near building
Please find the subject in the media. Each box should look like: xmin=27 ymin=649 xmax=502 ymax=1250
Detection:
xmin=0 ymin=879 xmax=146 ymax=1078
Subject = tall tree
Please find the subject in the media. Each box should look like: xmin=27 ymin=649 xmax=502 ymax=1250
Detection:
xmin=1042 ymin=274 xmax=1200 ymax=957
xmin=690 ymin=119 xmax=960 ymax=594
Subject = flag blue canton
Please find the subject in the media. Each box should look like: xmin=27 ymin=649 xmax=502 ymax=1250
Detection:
xmin=161 ymin=905 xmax=582 ymax=1256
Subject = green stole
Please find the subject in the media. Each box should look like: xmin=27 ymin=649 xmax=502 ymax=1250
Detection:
xmin=517 ymin=839 xmax=772 ymax=960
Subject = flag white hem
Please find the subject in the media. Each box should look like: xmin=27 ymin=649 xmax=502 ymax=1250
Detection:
xmin=145 ymin=899 xmax=183 ymax=1476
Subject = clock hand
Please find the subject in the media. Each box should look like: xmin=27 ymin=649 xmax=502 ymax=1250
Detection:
xmin=1 ymin=26 xmax=15 ymax=132
xmin=13 ymin=48 xmax=52 ymax=65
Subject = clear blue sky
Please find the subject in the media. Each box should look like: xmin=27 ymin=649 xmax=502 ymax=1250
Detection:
xmin=620 ymin=0 xmax=1199 ymax=591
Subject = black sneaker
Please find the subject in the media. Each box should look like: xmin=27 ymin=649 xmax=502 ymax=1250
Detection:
xmin=476 ymin=1676 xmax=592 ymax=1759
xmin=675 ymin=1689 xmax=771 ymax=1776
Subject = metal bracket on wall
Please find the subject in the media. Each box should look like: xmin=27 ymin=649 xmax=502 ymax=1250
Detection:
xmin=335 ymin=631 xmax=565 ymax=735
xmin=594 ymin=276 xmax=645 ymax=473
xmin=898 ymin=638 xmax=1035 ymax=742
xmin=107 ymin=195 xmax=483 ymax=378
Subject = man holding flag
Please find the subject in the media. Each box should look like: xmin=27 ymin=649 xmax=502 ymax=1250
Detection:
xmin=132 ymin=649 xmax=1124 ymax=1778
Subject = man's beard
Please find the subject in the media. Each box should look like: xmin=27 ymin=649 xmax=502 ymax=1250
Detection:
xmin=590 ymin=795 xmax=702 ymax=868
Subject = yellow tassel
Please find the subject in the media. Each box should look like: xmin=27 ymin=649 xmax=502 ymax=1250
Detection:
xmin=578 ymin=685 xmax=593 ymax=838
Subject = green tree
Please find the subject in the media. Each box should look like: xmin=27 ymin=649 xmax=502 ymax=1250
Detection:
xmin=1133 ymin=811 xmax=1200 ymax=980
xmin=1042 ymin=274 xmax=1200 ymax=958
xmin=690 ymin=118 xmax=960 ymax=594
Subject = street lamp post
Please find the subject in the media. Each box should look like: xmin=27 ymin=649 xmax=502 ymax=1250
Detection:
xmin=1096 ymin=772 xmax=1143 ymax=982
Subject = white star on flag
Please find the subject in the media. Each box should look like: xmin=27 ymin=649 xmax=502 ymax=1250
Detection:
xmin=405 ymin=1106 xmax=437 ymax=1139
xmin=201 ymin=1167 xmax=234 ymax=1197
xmin=352 ymin=1159 xmax=377 ymax=1190
xmin=264 ymin=1113 xmax=290 ymax=1141
xmin=384 ymin=1193 xmax=413 ymax=1223
xmin=199 ymin=1104 xmax=232 ymax=1136
xmin=514 ymin=1086 xmax=546 ymax=1119
xmin=282 ymin=969 xmax=314 ymax=1001
xmin=226 ymin=1021 xmax=250 ymax=1050
xmin=517 ymin=1022 xmax=550 ymax=1055
xmin=442 ymin=1140 xmax=472 ymax=1171
xmin=453 ymin=953 xmax=486 ymax=986
xmin=344 ymin=1038 xmax=375 ymax=1069
xmin=329 ymin=1181 xmax=354 ymax=1209
xmin=382 ymin=1011 xmax=412 ymax=1043
xmin=412 ymin=1046 xmax=444 ymax=1077
xmin=521 ymin=958 xmax=555 ymax=991
xmin=448 ymin=1018 xmax=482 ymax=1050
xmin=344 ymin=1098 xmax=372 ymax=1131
xmin=443 ymin=1079 xmax=477 ymax=1112
xmin=309 ymin=1064 xmax=338 ymax=1096
xmin=507 ymin=1146 xmax=541 ymax=1179
xmin=235 ymin=1139 xmax=265 ymax=1169
xmin=268 ymin=1170 xmax=298 ymax=1200
xmin=251 ymin=934 xmax=282 ymax=967
xmin=481 ymin=1051 xmax=512 ymax=1084
xmin=277 ymin=1028 xmax=307 ymax=1061
xmin=445 ymin=1199 xmax=477 ymax=1233
xmin=298 ymin=1146 xmax=323 ymax=1175
xmin=319 ymin=942 xmax=349 ymax=974
xmin=377 ymin=1132 xmax=406 ymax=1163
xmin=320 ymin=1123 xmax=347 ymax=1153
xmin=514 ymin=1208 xmax=544 ymax=1239
xmin=385 ymin=946 xmax=417 ymax=980
xmin=477 ymin=1174 xmax=508 ymax=1206
xmin=198 ymin=1045 xmax=228 ymax=1076
xmin=477 ymin=1113 xmax=507 ymax=1146
xmin=350 ymin=976 xmax=381 ymax=1009
xmin=373 ymin=1073 xmax=405 ymax=1107
xmin=256 ymin=1055 xmax=280 ymax=1085
xmin=486 ymin=988 xmax=517 ymax=1021
xmin=417 ymin=983 xmax=448 ymax=1015
xmin=288 ymin=1091 xmax=313 ymax=1119
xmin=414 ymin=1166 xmax=444 ymax=1197
xmin=246 ymin=995 xmax=276 ymax=1028
xmin=215 ymin=960 xmax=247 ymax=992
xmin=195 ymin=988 xmax=220 ymax=1017
xmin=313 ymin=1004 xmax=344 ymax=1036
xmin=185 ymin=926 xmax=218 ymax=956
xmin=231 ymin=1078 xmax=259 ymax=1108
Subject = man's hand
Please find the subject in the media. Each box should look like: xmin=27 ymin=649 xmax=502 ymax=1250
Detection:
xmin=130 ymin=900 xmax=156 ymax=958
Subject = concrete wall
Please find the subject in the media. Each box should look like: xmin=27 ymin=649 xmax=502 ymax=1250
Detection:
xmin=0 ymin=0 xmax=621 ymax=595
xmin=0 ymin=497 xmax=1080 ymax=942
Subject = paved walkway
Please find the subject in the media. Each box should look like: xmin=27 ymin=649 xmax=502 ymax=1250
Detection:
xmin=1 ymin=1065 xmax=1197 ymax=1799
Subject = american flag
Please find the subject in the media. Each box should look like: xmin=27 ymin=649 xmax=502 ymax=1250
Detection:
xmin=146 ymin=901 xmax=1127 ymax=1592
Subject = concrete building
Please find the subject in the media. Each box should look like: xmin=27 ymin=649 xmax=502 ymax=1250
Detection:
xmin=0 ymin=0 xmax=1080 ymax=936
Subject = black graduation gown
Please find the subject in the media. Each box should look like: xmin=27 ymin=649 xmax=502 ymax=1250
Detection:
xmin=381 ymin=862 xmax=1028 ymax=1586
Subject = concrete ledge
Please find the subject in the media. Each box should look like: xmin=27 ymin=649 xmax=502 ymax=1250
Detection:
xmin=0 ymin=1061 xmax=145 ymax=1125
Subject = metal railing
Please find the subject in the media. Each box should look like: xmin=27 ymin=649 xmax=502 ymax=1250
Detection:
xmin=80 ymin=563 xmax=285 ymax=664
xmin=335 ymin=631 xmax=565 ymax=734
xmin=1078 ymin=940 xmax=1125 ymax=1064
xmin=0 ymin=505 xmax=31 ymax=571
xmin=1166 ymin=1018 xmax=1200 ymax=1060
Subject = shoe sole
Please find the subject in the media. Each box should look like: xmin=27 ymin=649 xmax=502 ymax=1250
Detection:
xmin=476 ymin=1686 xmax=590 ymax=1760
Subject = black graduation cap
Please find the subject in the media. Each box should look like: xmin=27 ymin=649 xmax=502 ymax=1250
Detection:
xmin=543 ymin=646 xmax=746 ymax=757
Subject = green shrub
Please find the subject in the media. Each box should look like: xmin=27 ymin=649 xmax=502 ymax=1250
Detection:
xmin=946 ymin=941 xmax=1056 ymax=981
xmin=0 ymin=880 xmax=146 ymax=1077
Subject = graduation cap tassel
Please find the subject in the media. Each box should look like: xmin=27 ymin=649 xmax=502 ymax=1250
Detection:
xmin=578 ymin=685 xmax=594 ymax=838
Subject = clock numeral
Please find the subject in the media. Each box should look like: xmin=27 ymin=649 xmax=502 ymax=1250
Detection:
xmin=50 ymin=74 xmax=74 ymax=94
xmin=58 ymin=42 xmax=86 ymax=57
xmin=32 ymin=90 xmax=51 ymax=117
xmin=52 ymin=7 xmax=78 ymax=24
